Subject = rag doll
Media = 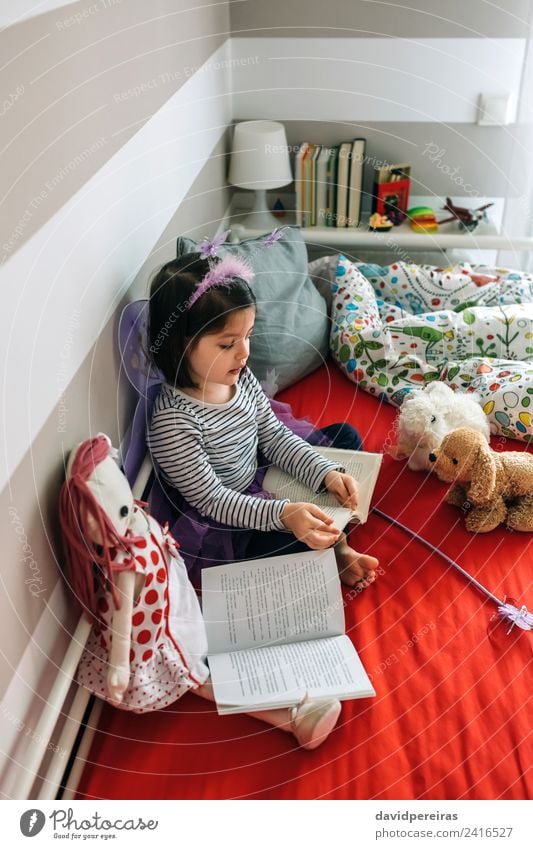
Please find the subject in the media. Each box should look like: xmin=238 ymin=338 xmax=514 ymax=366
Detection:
xmin=59 ymin=433 xmax=209 ymax=711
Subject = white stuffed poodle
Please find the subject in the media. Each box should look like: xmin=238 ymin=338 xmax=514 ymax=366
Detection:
xmin=396 ymin=382 xmax=490 ymax=471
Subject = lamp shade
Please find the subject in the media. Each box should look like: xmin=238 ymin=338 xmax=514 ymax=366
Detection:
xmin=228 ymin=120 xmax=293 ymax=190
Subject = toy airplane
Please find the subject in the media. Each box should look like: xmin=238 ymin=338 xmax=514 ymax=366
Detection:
xmin=438 ymin=197 xmax=494 ymax=231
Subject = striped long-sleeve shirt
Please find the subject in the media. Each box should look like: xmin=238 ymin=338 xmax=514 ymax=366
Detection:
xmin=147 ymin=368 xmax=341 ymax=532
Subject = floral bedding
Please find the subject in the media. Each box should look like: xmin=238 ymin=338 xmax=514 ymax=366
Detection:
xmin=330 ymin=257 xmax=533 ymax=442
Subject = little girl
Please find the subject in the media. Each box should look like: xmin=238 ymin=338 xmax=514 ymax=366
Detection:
xmin=147 ymin=249 xmax=379 ymax=588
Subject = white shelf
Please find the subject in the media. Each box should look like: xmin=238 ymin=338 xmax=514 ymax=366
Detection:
xmin=226 ymin=191 xmax=533 ymax=253
xmin=230 ymin=217 xmax=533 ymax=251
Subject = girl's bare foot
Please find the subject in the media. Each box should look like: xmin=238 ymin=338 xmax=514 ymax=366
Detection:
xmin=334 ymin=533 xmax=378 ymax=588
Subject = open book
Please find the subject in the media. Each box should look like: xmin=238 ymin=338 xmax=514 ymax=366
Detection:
xmin=262 ymin=446 xmax=382 ymax=530
xmin=201 ymin=549 xmax=376 ymax=714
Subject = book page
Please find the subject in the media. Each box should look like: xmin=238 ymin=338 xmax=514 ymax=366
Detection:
xmin=201 ymin=548 xmax=345 ymax=654
xmin=262 ymin=447 xmax=382 ymax=524
xmin=208 ymin=634 xmax=376 ymax=714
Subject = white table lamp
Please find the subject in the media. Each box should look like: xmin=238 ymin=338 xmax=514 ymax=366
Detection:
xmin=228 ymin=120 xmax=293 ymax=231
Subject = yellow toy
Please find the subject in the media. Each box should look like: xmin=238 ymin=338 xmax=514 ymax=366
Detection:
xmin=407 ymin=206 xmax=438 ymax=233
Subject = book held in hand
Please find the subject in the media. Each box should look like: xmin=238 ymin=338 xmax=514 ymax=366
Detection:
xmin=201 ymin=548 xmax=376 ymax=714
xmin=262 ymin=446 xmax=383 ymax=530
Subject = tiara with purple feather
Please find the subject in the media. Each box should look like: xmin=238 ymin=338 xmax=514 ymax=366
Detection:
xmin=185 ymin=255 xmax=255 ymax=310
xmin=184 ymin=226 xmax=289 ymax=312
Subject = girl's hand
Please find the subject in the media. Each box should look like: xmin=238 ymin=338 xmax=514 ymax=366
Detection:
xmin=323 ymin=470 xmax=359 ymax=511
xmin=281 ymin=502 xmax=341 ymax=549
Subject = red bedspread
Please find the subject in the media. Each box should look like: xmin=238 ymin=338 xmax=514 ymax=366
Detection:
xmin=77 ymin=363 xmax=532 ymax=800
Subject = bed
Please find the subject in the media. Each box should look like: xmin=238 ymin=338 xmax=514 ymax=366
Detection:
xmin=76 ymin=358 xmax=532 ymax=800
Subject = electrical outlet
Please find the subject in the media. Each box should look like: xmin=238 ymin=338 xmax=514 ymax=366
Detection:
xmin=477 ymin=93 xmax=512 ymax=126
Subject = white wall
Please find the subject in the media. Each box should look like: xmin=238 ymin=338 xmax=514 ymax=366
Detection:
xmin=0 ymin=39 xmax=232 ymax=492
xmin=232 ymin=37 xmax=525 ymax=124
xmin=0 ymin=0 xmax=234 ymax=797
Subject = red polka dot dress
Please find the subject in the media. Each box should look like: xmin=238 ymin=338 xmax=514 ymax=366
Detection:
xmin=76 ymin=509 xmax=209 ymax=713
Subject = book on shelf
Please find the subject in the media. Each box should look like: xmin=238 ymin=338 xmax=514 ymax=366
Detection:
xmin=296 ymin=142 xmax=312 ymax=228
xmin=347 ymin=138 xmax=366 ymax=228
xmin=372 ymin=163 xmax=411 ymax=224
xmin=335 ymin=142 xmax=352 ymax=228
xmin=262 ymin=445 xmax=382 ymax=530
xmin=315 ymin=146 xmax=331 ymax=228
xmin=324 ymin=145 xmax=339 ymax=226
xmin=295 ymin=142 xmax=309 ymax=228
xmin=295 ymin=138 xmax=368 ymax=229
xmin=300 ymin=144 xmax=309 ymax=228
xmin=310 ymin=144 xmax=322 ymax=227
xmin=303 ymin=143 xmax=317 ymax=228
xmin=201 ymin=547 xmax=376 ymax=714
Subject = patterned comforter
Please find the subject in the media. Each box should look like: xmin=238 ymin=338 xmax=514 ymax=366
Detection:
xmin=330 ymin=257 xmax=533 ymax=442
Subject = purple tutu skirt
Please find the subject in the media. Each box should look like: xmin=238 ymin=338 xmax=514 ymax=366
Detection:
xmin=147 ymin=399 xmax=330 ymax=590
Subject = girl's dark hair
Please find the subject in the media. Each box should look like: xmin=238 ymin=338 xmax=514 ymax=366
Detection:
xmin=148 ymin=252 xmax=256 ymax=387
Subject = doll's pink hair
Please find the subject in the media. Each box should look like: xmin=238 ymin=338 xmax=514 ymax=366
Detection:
xmin=59 ymin=435 xmax=133 ymax=625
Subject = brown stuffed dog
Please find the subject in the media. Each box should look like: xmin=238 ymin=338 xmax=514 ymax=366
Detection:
xmin=429 ymin=427 xmax=533 ymax=532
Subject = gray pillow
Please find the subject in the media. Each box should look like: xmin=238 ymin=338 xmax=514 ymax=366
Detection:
xmin=307 ymin=254 xmax=340 ymax=313
xmin=176 ymin=227 xmax=329 ymax=393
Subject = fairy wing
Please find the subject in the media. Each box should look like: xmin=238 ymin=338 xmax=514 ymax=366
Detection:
xmin=118 ymin=300 xmax=165 ymax=485
xmin=118 ymin=300 xmax=165 ymax=399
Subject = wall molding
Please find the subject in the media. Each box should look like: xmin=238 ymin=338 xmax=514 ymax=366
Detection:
xmin=0 ymin=579 xmax=72 ymax=797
